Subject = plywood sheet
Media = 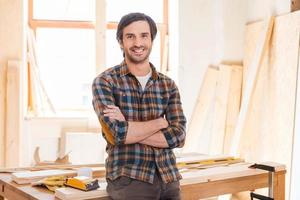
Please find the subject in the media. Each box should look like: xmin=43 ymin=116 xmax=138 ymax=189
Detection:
xmin=230 ymin=17 xmax=275 ymax=155
xmin=183 ymin=66 xmax=218 ymax=153
xmin=240 ymin=11 xmax=300 ymax=199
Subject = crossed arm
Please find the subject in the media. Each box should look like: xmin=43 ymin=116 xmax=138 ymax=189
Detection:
xmin=103 ymin=105 xmax=169 ymax=148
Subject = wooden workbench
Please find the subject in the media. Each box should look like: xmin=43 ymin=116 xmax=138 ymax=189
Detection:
xmin=0 ymin=162 xmax=286 ymax=200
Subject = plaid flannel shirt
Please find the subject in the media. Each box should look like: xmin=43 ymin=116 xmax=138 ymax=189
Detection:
xmin=92 ymin=61 xmax=186 ymax=184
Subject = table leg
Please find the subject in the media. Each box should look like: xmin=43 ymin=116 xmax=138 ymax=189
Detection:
xmin=273 ymin=172 xmax=285 ymax=200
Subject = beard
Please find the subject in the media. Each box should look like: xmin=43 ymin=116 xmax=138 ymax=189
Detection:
xmin=124 ymin=46 xmax=152 ymax=64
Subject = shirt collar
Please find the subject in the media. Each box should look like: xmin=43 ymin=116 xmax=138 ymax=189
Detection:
xmin=119 ymin=60 xmax=160 ymax=80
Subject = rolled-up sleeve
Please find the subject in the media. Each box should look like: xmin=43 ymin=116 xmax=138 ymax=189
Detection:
xmin=92 ymin=76 xmax=128 ymax=145
xmin=161 ymin=81 xmax=186 ymax=148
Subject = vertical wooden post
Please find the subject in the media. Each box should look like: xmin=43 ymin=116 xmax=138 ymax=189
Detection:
xmin=5 ymin=60 xmax=23 ymax=167
xmin=0 ymin=66 xmax=6 ymax=167
xmin=274 ymin=172 xmax=286 ymax=200
xmin=95 ymin=0 xmax=106 ymax=74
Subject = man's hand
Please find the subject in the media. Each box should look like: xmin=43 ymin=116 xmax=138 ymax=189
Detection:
xmin=103 ymin=105 xmax=126 ymax=121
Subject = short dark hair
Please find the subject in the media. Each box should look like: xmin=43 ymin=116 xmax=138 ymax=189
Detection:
xmin=116 ymin=12 xmax=157 ymax=43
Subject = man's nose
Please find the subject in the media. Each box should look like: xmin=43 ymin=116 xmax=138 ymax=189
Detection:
xmin=133 ymin=37 xmax=143 ymax=46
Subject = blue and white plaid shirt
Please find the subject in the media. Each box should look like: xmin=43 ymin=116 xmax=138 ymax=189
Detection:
xmin=92 ymin=61 xmax=186 ymax=184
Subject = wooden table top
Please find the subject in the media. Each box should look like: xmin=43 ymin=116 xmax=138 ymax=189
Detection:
xmin=0 ymin=162 xmax=286 ymax=200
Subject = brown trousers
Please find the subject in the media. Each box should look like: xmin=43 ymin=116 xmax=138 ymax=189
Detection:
xmin=106 ymin=171 xmax=181 ymax=200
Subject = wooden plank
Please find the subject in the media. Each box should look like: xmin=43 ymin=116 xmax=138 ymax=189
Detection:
xmin=180 ymin=162 xmax=285 ymax=185
xmin=95 ymin=0 xmax=106 ymax=74
xmin=223 ymin=65 xmax=242 ymax=154
xmin=242 ymin=21 xmax=262 ymax=92
xmin=29 ymin=20 xmax=94 ymax=29
xmin=6 ymin=60 xmax=23 ymax=167
xmin=230 ymin=16 xmax=275 ymax=155
xmin=183 ymin=66 xmax=218 ymax=153
xmin=27 ymin=31 xmax=39 ymax=115
xmin=0 ymin=66 xmax=6 ymax=167
xmin=27 ymin=28 xmax=55 ymax=114
xmin=11 ymin=167 xmax=105 ymax=185
xmin=12 ymin=170 xmax=76 ymax=184
xmin=240 ymin=11 xmax=300 ymax=199
xmin=209 ymin=65 xmax=232 ymax=154
xmin=160 ymin=35 xmax=169 ymax=74
xmin=55 ymin=182 xmax=108 ymax=200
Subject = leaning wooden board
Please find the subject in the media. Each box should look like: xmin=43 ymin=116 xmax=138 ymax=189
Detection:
xmin=239 ymin=10 xmax=300 ymax=199
xmin=0 ymin=162 xmax=286 ymax=200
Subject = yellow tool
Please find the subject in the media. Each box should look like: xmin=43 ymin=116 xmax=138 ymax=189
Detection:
xmin=65 ymin=176 xmax=99 ymax=191
xmin=177 ymin=157 xmax=244 ymax=169
xmin=32 ymin=175 xmax=66 ymax=192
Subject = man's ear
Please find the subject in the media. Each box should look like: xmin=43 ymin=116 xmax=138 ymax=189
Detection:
xmin=118 ymin=40 xmax=123 ymax=49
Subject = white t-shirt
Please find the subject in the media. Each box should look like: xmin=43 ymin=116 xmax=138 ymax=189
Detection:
xmin=135 ymin=69 xmax=152 ymax=91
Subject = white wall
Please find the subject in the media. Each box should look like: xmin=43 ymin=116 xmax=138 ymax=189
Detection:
xmin=179 ymin=0 xmax=221 ymax=122
xmin=22 ymin=116 xmax=101 ymax=166
xmin=246 ymin=0 xmax=290 ymax=22
xmin=178 ymin=0 xmax=247 ymax=122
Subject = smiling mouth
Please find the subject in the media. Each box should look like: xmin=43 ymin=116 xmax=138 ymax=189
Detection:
xmin=131 ymin=47 xmax=145 ymax=55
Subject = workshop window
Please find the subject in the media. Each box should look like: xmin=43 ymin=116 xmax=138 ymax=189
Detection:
xmin=28 ymin=0 xmax=169 ymax=116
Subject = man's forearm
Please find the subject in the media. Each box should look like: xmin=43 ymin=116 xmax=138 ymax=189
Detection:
xmin=125 ymin=118 xmax=168 ymax=144
xmin=139 ymin=131 xmax=169 ymax=148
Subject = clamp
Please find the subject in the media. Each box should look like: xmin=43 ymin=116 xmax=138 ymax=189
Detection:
xmin=249 ymin=163 xmax=275 ymax=200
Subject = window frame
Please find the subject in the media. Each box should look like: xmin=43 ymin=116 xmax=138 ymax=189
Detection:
xmin=28 ymin=0 xmax=169 ymax=113
xmin=28 ymin=0 xmax=168 ymax=67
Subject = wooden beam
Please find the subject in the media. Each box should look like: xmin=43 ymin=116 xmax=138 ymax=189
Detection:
xmin=291 ymin=0 xmax=300 ymax=12
xmin=230 ymin=16 xmax=275 ymax=155
xmin=28 ymin=0 xmax=94 ymax=30
xmin=95 ymin=0 xmax=106 ymax=74
xmin=29 ymin=20 xmax=95 ymax=29
xmin=160 ymin=35 xmax=169 ymax=73
xmin=163 ymin=0 xmax=169 ymax=35
xmin=0 ymin=66 xmax=6 ymax=167
xmin=5 ymin=61 xmax=23 ymax=167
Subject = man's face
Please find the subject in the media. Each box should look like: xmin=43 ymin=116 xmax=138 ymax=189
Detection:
xmin=120 ymin=20 xmax=153 ymax=64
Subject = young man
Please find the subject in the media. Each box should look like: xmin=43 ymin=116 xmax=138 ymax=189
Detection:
xmin=92 ymin=12 xmax=186 ymax=200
